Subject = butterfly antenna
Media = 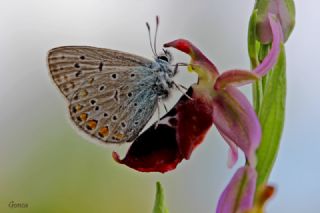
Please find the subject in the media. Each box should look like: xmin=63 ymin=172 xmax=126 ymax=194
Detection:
xmin=146 ymin=22 xmax=157 ymax=57
xmin=153 ymin=16 xmax=160 ymax=56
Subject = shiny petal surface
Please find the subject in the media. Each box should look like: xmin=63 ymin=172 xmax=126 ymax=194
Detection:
xmin=217 ymin=166 xmax=257 ymax=213
xmin=212 ymin=87 xmax=261 ymax=166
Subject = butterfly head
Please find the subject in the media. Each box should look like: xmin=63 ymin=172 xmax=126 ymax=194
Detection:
xmin=146 ymin=16 xmax=173 ymax=64
xmin=157 ymin=49 xmax=173 ymax=64
xmin=146 ymin=16 xmax=175 ymax=77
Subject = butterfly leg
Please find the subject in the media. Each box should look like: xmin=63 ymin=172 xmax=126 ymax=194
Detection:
xmin=176 ymin=83 xmax=188 ymax=91
xmin=172 ymin=62 xmax=189 ymax=75
xmin=173 ymin=81 xmax=193 ymax=100
xmin=162 ymin=102 xmax=168 ymax=113
xmin=155 ymin=98 xmax=161 ymax=129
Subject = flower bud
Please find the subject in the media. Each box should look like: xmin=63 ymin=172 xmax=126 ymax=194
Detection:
xmin=255 ymin=0 xmax=295 ymax=43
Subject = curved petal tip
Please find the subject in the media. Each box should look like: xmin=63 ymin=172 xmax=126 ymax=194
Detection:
xmin=112 ymin=151 xmax=121 ymax=163
xmin=227 ymin=147 xmax=239 ymax=168
xmin=164 ymin=39 xmax=192 ymax=55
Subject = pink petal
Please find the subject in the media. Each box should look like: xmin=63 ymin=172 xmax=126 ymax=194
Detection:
xmin=217 ymin=166 xmax=257 ymax=213
xmin=221 ymin=133 xmax=239 ymax=168
xmin=253 ymin=14 xmax=282 ymax=77
xmin=256 ymin=1 xmax=295 ymax=43
xmin=214 ymin=70 xmax=259 ymax=90
xmin=212 ymin=87 xmax=261 ymax=166
xmin=219 ymin=131 xmax=239 ymax=168
xmin=227 ymin=147 xmax=238 ymax=168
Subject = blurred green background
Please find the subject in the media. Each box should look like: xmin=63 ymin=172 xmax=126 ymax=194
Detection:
xmin=0 ymin=0 xmax=318 ymax=212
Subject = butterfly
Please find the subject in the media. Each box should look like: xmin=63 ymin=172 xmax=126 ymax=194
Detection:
xmin=47 ymin=16 xmax=182 ymax=144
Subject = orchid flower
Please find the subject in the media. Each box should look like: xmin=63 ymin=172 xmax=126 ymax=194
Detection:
xmin=217 ymin=166 xmax=257 ymax=213
xmin=216 ymin=166 xmax=275 ymax=213
xmin=112 ymin=15 xmax=282 ymax=173
xmin=255 ymin=0 xmax=295 ymax=43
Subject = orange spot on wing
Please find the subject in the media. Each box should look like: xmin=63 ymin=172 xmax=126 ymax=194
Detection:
xmin=75 ymin=104 xmax=83 ymax=111
xmin=86 ymin=119 xmax=97 ymax=130
xmin=98 ymin=126 xmax=109 ymax=137
xmin=79 ymin=89 xmax=88 ymax=97
xmin=72 ymin=104 xmax=83 ymax=113
xmin=79 ymin=113 xmax=88 ymax=122
xmin=113 ymin=133 xmax=125 ymax=141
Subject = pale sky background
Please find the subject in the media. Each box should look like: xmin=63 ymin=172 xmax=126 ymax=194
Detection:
xmin=0 ymin=0 xmax=319 ymax=213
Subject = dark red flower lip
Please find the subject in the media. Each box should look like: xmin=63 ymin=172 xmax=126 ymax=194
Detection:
xmin=112 ymin=87 xmax=214 ymax=173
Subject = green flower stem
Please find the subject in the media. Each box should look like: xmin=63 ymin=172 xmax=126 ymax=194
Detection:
xmin=248 ymin=10 xmax=261 ymax=113
xmin=256 ymin=44 xmax=286 ymax=185
xmin=248 ymin=10 xmax=287 ymax=186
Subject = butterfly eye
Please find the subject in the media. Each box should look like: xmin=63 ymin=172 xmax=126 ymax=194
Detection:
xmin=158 ymin=55 xmax=169 ymax=62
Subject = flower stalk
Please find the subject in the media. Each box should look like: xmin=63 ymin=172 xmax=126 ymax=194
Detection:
xmin=250 ymin=0 xmax=295 ymax=186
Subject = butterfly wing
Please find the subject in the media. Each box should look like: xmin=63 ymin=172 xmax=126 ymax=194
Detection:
xmin=48 ymin=46 xmax=159 ymax=143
